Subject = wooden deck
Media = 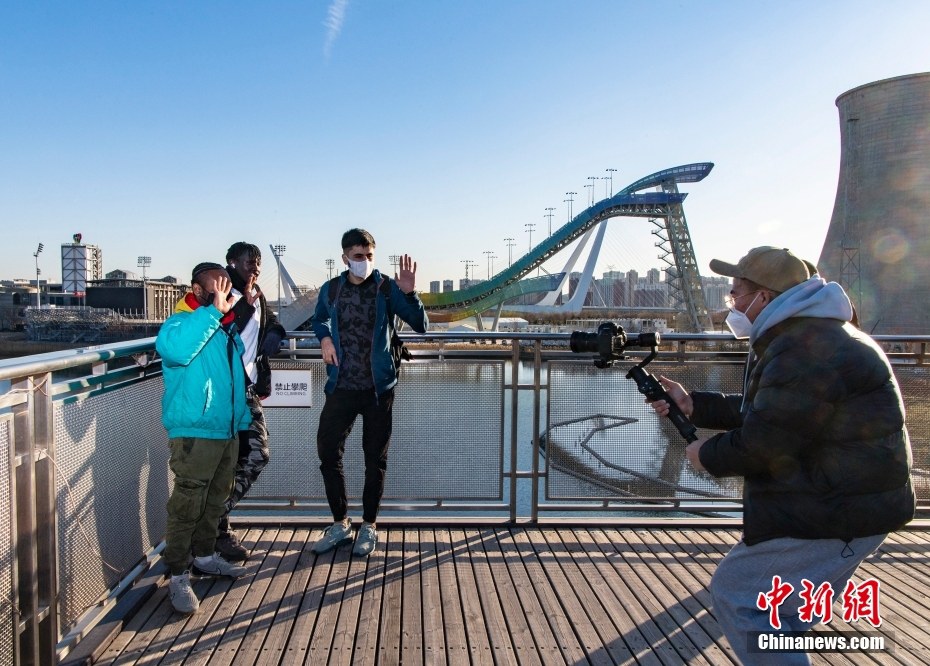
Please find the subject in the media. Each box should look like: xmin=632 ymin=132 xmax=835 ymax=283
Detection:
xmin=77 ymin=526 xmax=930 ymax=665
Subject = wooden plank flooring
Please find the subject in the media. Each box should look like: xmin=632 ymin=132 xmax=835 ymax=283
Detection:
xmin=89 ymin=527 xmax=930 ymax=665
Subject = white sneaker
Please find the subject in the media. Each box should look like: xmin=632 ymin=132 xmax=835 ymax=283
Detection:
xmin=169 ymin=571 xmax=199 ymax=614
xmin=311 ymin=519 xmax=353 ymax=554
xmin=191 ymin=552 xmax=247 ymax=578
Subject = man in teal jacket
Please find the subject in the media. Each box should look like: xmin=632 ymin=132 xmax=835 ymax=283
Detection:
xmin=156 ymin=262 xmax=252 ymax=614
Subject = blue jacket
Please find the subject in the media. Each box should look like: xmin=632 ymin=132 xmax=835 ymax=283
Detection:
xmin=311 ymin=270 xmax=428 ymax=394
xmin=156 ymin=294 xmax=252 ymax=439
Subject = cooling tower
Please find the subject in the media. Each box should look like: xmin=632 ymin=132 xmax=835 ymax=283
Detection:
xmin=817 ymin=72 xmax=930 ymax=334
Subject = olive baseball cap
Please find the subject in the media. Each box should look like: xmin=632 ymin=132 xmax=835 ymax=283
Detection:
xmin=709 ymin=246 xmax=810 ymax=293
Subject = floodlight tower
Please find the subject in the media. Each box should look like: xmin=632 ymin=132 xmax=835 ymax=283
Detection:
xmin=525 ymin=223 xmax=535 ymax=251
xmin=271 ymin=244 xmax=286 ymax=309
xmin=483 ymin=250 xmax=495 ymax=279
xmin=504 ymin=237 xmax=515 ymax=267
xmin=565 ymin=192 xmax=577 ymax=221
xmin=544 ymin=207 xmax=556 ymax=236
xmin=461 ymin=259 xmax=477 ymax=284
xmin=605 ymin=168 xmax=617 ymax=196
xmin=33 ymin=243 xmax=44 ymax=308
xmin=325 ymin=258 xmax=335 ymax=279
xmin=586 ymin=176 xmax=598 ymax=205
xmin=137 ymin=255 xmax=151 ymax=319
xmin=389 ymin=254 xmax=401 ymax=275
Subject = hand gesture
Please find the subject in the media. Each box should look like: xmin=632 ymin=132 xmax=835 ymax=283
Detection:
xmin=209 ymin=275 xmax=234 ymax=314
xmin=245 ymin=280 xmax=260 ymax=305
xmin=395 ymin=254 xmax=417 ymax=294
xmin=645 ymin=375 xmax=694 ymax=419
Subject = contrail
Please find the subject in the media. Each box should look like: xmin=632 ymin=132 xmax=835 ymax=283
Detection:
xmin=323 ymin=0 xmax=349 ymax=59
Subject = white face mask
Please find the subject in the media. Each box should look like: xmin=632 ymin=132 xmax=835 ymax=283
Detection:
xmin=725 ymin=292 xmax=760 ymax=339
xmin=347 ymin=258 xmax=373 ymax=280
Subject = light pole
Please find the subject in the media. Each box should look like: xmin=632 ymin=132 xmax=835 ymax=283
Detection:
xmin=525 ymin=223 xmax=535 ymax=251
xmin=544 ymin=207 xmax=556 ymax=237
xmin=325 ymin=258 xmax=335 ymax=280
xmin=587 ymin=176 xmax=598 ymax=205
xmin=137 ymin=256 xmax=151 ymax=320
xmin=565 ymin=192 xmax=576 ymax=221
xmin=504 ymin=237 xmax=515 ymax=267
xmin=483 ymin=250 xmax=496 ymax=279
xmin=461 ymin=259 xmax=477 ymax=284
xmin=271 ymin=244 xmax=286 ymax=309
xmin=389 ymin=254 xmax=401 ymax=276
xmin=606 ymin=168 xmax=617 ymax=196
xmin=33 ymin=243 xmax=44 ymax=308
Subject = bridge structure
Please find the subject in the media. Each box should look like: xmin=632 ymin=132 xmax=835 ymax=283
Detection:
xmin=420 ymin=162 xmax=716 ymax=332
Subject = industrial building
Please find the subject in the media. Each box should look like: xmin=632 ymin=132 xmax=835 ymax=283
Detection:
xmin=818 ymin=72 xmax=930 ymax=334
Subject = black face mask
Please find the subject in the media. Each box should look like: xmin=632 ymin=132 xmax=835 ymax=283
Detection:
xmin=194 ymin=286 xmax=214 ymax=306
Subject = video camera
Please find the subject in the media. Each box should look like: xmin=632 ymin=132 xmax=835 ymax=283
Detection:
xmin=569 ymin=322 xmax=698 ymax=443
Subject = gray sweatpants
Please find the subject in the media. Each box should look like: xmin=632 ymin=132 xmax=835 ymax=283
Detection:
xmin=711 ymin=534 xmax=887 ymax=665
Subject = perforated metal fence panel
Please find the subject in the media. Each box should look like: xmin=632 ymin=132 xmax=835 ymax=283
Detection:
xmin=53 ymin=379 xmax=169 ymax=631
xmin=893 ymin=365 xmax=930 ymax=501
xmin=0 ymin=418 xmax=13 ymax=663
xmin=546 ymin=360 xmax=746 ymax=501
xmin=252 ymin=360 xmax=505 ymax=501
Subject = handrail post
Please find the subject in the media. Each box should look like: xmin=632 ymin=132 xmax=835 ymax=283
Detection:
xmin=509 ymin=338 xmax=520 ymax=521
xmin=531 ymin=339 xmax=542 ymax=523
xmin=12 ymin=371 xmax=58 ymax=666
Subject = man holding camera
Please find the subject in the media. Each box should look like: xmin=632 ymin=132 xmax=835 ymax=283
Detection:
xmin=650 ymin=246 xmax=914 ymax=664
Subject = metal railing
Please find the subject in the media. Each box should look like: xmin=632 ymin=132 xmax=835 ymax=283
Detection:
xmin=0 ymin=331 xmax=928 ymax=664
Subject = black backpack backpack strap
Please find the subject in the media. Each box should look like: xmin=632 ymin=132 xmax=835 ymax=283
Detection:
xmin=327 ymin=276 xmax=343 ymax=307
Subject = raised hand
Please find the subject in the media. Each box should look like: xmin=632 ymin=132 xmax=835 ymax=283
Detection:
xmin=395 ymin=254 xmax=417 ymax=294
xmin=211 ymin=275 xmax=233 ymax=314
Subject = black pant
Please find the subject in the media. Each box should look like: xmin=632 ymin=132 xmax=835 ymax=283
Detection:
xmin=316 ymin=388 xmax=394 ymax=524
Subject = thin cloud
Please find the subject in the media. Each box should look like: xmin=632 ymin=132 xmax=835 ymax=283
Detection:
xmin=323 ymin=0 xmax=349 ymax=59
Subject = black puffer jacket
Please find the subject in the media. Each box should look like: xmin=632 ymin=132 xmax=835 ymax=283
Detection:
xmin=693 ymin=317 xmax=914 ymax=545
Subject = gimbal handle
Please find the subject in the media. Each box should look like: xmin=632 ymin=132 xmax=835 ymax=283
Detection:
xmin=626 ymin=365 xmax=698 ymax=443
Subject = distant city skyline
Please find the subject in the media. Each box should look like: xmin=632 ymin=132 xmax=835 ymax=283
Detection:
xmin=3 ymin=2 xmax=929 ymax=293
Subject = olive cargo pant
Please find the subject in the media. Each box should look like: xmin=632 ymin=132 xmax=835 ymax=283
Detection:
xmin=164 ymin=436 xmax=238 ymax=576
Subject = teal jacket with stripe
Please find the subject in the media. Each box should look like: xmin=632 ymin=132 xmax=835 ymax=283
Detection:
xmin=156 ymin=293 xmax=252 ymax=439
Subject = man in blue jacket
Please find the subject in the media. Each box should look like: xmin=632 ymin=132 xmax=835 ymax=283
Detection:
xmin=650 ymin=246 xmax=914 ymax=664
xmin=156 ymin=262 xmax=252 ymax=614
xmin=310 ymin=229 xmax=428 ymax=557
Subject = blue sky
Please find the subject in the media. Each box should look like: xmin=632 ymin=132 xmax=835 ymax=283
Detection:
xmin=3 ymin=1 xmax=929 ymax=294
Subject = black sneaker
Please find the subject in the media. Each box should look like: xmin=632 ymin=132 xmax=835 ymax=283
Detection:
xmin=215 ymin=531 xmax=248 ymax=562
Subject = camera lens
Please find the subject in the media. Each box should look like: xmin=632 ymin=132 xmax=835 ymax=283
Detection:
xmin=569 ymin=331 xmax=599 ymax=353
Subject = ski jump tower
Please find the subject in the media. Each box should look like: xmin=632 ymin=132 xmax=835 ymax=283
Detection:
xmin=420 ymin=162 xmax=715 ymax=332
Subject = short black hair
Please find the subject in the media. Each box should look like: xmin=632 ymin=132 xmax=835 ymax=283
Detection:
xmin=226 ymin=242 xmax=262 ymax=264
xmin=191 ymin=262 xmax=224 ymax=285
xmin=341 ymin=228 xmax=376 ymax=250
